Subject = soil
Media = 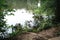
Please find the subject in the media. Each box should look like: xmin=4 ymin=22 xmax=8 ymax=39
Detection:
xmin=10 ymin=26 xmax=60 ymax=40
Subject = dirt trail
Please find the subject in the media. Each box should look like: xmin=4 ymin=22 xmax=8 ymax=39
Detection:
xmin=11 ymin=26 xmax=60 ymax=40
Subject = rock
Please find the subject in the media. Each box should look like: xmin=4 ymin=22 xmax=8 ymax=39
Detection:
xmin=33 ymin=36 xmax=47 ymax=40
xmin=48 ymin=37 xmax=60 ymax=40
xmin=12 ymin=32 xmax=47 ymax=40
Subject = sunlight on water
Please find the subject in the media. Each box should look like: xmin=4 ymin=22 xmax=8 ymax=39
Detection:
xmin=5 ymin=9 xmax=34 ymax=26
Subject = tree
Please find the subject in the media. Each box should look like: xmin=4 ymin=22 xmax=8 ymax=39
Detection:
xmin=54 ymin=0 xmax=60 ymax=24
xmin=40 ymin=0 xmax=60 ymax=24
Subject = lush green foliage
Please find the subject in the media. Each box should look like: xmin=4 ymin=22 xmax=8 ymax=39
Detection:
xmin=0 ymin=0 xmax=14 ymax=39
xmin=32 ymin=0 xmax=56 ymax=31
xmin=1 ymin=0 xmax=60 ymax=39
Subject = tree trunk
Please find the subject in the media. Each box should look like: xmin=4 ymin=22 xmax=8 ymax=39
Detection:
xmin=55 ymin=0 xmax=60 ymax=24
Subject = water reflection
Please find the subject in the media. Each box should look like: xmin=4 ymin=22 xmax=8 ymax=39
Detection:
xmin=5 ymin=9 xmax=34 ymax=26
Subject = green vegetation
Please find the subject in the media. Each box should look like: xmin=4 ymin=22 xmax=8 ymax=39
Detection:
xmin=0 ymin=0 xmax=14 ymax=33
xmin=0 ymin=0 xmax=15 ymax=39
xmin=0 ymin=0 xmax=60 ymax=40
xmin=32 ymin=0 xmax=56 ymax=31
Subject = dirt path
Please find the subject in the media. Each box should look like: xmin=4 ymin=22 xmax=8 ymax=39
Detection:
xmin=11 ymin=26 xmax=60 ymax=40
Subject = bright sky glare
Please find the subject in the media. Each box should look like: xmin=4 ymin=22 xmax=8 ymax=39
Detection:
xmin=5 ymin=9 xmax=34 ymax=26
